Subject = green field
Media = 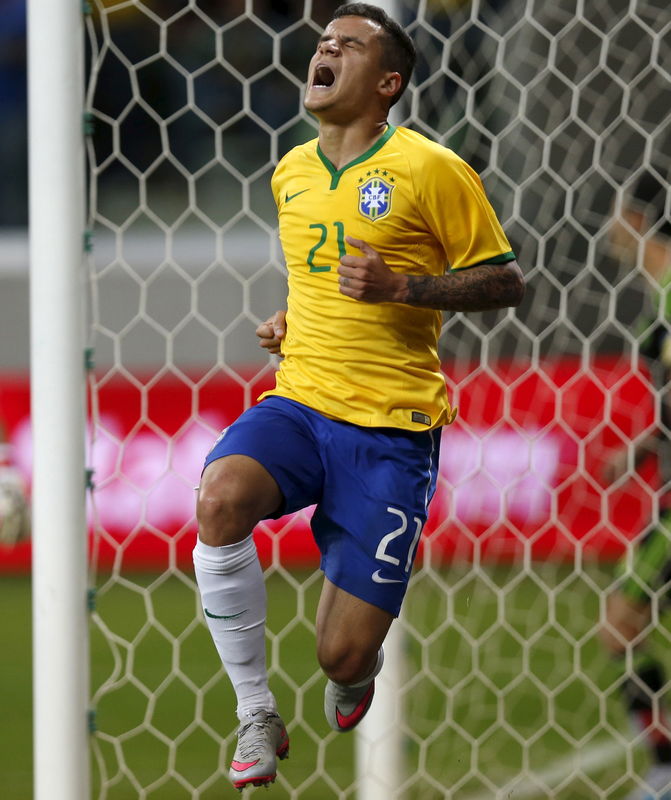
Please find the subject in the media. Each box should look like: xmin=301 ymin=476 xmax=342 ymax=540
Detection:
xmin=2 ymin=564 xmax=661 ymax=799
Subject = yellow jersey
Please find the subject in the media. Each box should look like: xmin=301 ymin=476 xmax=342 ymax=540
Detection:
xmin=260 ymin=125 xmax=514 ymax=431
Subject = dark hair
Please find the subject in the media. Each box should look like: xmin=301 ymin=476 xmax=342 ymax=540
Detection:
xmin=333 ymin=3 xmax=416 ymax=107
xmin=631 ymin=169 xmax=671 ymax=239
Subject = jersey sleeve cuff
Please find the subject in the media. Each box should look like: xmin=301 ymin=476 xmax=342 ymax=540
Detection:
xmin=453 ymin=251 xmax=517 ymax=270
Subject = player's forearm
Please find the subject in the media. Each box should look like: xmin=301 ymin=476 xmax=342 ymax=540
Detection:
xmin=400 ymin=261 xmax=525 ymax=311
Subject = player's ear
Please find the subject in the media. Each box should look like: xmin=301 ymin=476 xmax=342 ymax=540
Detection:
xmin=378 ymin=71 xmax=402 ymax=103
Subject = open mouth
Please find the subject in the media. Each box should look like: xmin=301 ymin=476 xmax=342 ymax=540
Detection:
xmin=313 ymin=64 xmax=336 ymax=88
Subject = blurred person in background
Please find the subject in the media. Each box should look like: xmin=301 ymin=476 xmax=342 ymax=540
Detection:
xmin=601 ymin=168 xmax=671 ymax=800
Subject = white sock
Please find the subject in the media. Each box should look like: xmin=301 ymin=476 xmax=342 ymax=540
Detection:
xmin=345 ymin=647 xmax=385 ymax=688
xmin=193 ymin=534 xmax=277 ymax=720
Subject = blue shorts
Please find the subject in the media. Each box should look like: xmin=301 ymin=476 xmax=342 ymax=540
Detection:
xmin=203 ymin=396 xmax=441 ymax=616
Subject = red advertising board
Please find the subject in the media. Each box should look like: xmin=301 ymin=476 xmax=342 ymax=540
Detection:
xmin=0 ymin=356 xmax=657 ymax=572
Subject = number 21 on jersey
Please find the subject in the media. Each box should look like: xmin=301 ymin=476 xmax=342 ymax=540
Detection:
xmin=307 ymin=221 xmax=346 ymax=273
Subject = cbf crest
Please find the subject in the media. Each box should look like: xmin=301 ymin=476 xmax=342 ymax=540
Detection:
xmin=358 ymin=174 xmax=394 ymax=221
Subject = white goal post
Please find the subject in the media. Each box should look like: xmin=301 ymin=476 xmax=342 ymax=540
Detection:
xmin=28 ymin=1 xmax=89 ymax=799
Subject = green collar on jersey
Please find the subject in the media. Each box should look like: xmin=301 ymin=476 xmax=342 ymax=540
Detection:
xmin=317 ymin=124 xmax=397 ymax=190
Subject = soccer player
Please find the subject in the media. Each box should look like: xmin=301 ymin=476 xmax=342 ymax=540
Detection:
xmin=601 ymin=169 xmax=671 ymax=800
xmin=193 ymin=3 xmax=524 ymax=790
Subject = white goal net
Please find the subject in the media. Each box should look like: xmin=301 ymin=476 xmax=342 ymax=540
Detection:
xmin=82 ymin=1 xmax=671 ymax=798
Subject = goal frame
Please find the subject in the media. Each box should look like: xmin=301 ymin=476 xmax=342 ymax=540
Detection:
xmin=28 ymin=1 xmax=90 ymax=798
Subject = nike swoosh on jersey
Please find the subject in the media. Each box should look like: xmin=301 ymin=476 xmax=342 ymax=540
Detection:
xmin=285 ymin=188 xmax=310 ymax=203
xmin=204 ymin=608 xmax=247 ymax=620
xmin=371 ymin=570 xmax=404 ymax=584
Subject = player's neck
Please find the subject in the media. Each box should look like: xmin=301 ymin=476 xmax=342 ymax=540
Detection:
xmin=317 ymin=118 xmax=390 ymax=170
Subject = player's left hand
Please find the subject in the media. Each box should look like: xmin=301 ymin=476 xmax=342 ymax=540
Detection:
xmin=256 ymin=310 xmax=286 ymax=355
xmin=338 ymin=236 xmax=406 ymax=303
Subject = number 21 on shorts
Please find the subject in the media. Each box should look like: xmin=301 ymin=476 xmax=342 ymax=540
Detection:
xmin=372 ymin=507 xmax=423 ymax=584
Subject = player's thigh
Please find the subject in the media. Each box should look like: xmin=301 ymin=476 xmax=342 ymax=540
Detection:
xmin=315 ymin=576 xmax=393 ymax=683
xmin=197 ymin=397 xmax=325 ymax=543
xmin=197 ymin=454 xmax=282 ymax=544
xmin=313 ymin=425 xmax=441 ymax=618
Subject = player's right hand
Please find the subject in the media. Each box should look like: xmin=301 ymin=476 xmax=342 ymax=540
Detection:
xmin=256 ymin=310 xmax=286 ymax=355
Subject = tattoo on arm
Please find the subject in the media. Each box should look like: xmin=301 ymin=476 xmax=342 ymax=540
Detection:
xmin=404 ymin=262 xmax=525 ymax=312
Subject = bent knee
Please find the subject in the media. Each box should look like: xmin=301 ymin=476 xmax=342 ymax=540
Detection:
xmin=195 ymin=486 xmax=234 ymax=529
xmin=196 ymin=456 xmax=281 ymax=544
xmin=317 ymin=639 xmax=377 ymax=686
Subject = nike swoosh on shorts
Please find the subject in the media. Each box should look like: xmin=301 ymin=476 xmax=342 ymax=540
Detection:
xmin=371 ymin=570 xmax=404 ymax=584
